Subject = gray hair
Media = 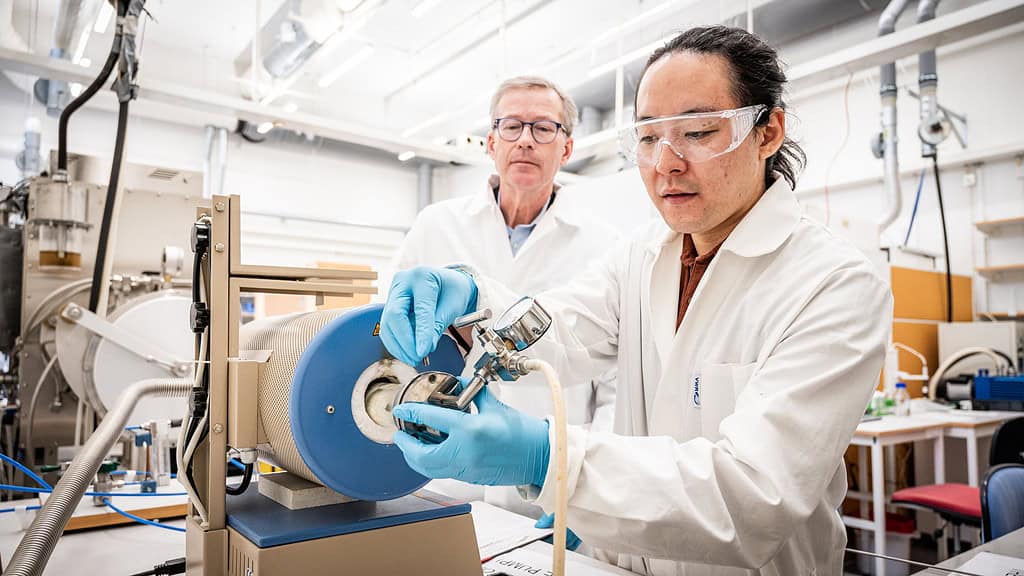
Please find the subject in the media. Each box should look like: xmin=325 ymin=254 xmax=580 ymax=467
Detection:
xmin=489 ymin=75 xmax=578 ymax=137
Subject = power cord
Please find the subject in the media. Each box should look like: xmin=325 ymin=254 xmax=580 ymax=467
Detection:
xmin=932 ymin=154 xmax=953 ymax=322
xmin=128 ymin=556 xmax=186 ymax=576
xmin=224 ymin=461 xmax=253 ymax=496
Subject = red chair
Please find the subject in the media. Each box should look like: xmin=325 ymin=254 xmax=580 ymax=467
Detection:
xmin=891 ymin=416 xmax=1024 ymax=555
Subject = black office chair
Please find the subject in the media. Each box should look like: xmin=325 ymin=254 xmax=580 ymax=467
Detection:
xmin=989 ymin=416 xmax=1024 ymax=466
xmin=981 ymin=464 xmax=1024 ymax=542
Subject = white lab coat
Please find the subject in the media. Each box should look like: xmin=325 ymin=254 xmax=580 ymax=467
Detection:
xmin=471 ymin=177 xmax=893 ymax=575
xmin=394 ymin=176 xmax=620 ymax=515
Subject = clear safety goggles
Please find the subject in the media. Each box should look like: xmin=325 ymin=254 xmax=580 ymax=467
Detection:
xmin=618 ymin=105 xmax=767 ymax=166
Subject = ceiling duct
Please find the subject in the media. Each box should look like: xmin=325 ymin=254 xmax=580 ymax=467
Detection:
xmin=234 ymin=0 xmax=345 ymax=91
xmin=35 ymin=0 xmax=103 ymax=117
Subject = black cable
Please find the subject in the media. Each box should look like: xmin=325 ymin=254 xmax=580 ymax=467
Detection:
xmin=932 ymin=155 xmax=953 ymax=323
xmin=87 ymin=99 xmax=131 ymax=312
xmin=128 ymin=557 xmax=185 ymax=576
xmin=224 ymin=463 xmax=253 ymax=496
xmin=182 ymin=239 xmax=211 ymax=505
xmin=57 ymin=1 xmax=126 ymax=172
xmin=191 ymin=246 xmax=202 ymax=303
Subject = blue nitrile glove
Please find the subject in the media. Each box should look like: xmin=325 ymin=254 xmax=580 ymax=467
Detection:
xmin=535 ymin=513 xmax=582 ymax=551
xmin=380 ymin=266 xmax=478 ymax=366
xmin=391 ymin=384 xmax=550 ymax=487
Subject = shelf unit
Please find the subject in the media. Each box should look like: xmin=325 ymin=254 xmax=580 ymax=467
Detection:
xmin=974 ymin=216 xmax=1024 ymax=235
xmin=973 ymin=209 xmax=1024 ymax=319
xmin=979 ymin=312 xmax=1023 ymax=321
xmin=975 ymin=264 xmax=1024 ymax=280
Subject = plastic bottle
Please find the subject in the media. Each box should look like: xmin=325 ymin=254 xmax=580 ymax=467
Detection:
xmin=895 ymin=382 xmax=911 ymax=417
xmin=869 ymin=390 xmax=884 ymax=417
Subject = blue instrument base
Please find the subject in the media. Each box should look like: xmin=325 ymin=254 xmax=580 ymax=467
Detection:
xmin=226 ymin=488 xmax=471 ymax=548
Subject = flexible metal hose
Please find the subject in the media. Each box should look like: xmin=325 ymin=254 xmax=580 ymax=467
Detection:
xmin=5 ymin=377 xmax=191 ymax=576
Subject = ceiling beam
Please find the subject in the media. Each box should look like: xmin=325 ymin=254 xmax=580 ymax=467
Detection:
xmin=0 ymin=45 xmax=490 ymax=167
xmin=786 ymin=0 xmax=1024 ymax=88
xmin=570 ymin=0 xmax=1024 ymax=159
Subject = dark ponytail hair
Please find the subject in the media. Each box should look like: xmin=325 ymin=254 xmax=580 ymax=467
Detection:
xmin=638 ymin=25 xmax=805 ymax=189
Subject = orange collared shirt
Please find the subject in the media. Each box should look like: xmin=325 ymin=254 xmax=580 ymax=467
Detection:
xmin=676 ymin=234 xmax=723 ymax=330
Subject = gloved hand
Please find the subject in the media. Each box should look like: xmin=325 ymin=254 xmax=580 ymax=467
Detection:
xmin=391 ymin=384 xmax=550 ymax=487
xmin=380 ymin=266 xmax=478 ymax=366
xmin=535 ymin=513 xmax=582 ymax=551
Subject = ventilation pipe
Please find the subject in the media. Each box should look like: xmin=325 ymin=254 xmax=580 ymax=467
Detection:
xmin=876 ymin=0 xmax=912 ymax=231
xmin=202 ymin=126 xmax=229 ymax=199
xmin=35 ymin=0 xmax=103 ymax=117
xmin=916 ymin=0 xmax=946 ymax=158
xmin=234 ymin=0 xmax=345 ymax=98
xmin=417 ymin=162 xmax=433 ymax=212
xmin=15 ymin=117 xmax=42 ymax=177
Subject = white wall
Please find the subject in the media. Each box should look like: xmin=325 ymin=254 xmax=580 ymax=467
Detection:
xmin=788 ymin=25 xmax=1024 ymax=317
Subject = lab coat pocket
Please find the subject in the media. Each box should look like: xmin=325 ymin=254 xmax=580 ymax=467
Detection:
xmin=697 ymin=363 xmax=736 ymax=443
xmin=729 ymin=362 xmax=757 ymax=399
xmin=697 ymin=362 xmax=754 ymax=442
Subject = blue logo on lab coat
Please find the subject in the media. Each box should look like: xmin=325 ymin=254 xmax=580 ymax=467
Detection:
xmin=691 ymin=374 xmax=701 ymax=408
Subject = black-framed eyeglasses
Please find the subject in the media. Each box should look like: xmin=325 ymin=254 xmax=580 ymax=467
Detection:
xmin=492 ymin=118 xmax=565 ymax=144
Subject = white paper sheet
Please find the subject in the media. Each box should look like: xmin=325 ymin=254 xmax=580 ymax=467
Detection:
xmin=951 ymin=552 xmax=1024 ymax=576
xmin=483 ymin=544 xmax=636 ymax=576
xmin=471 ymin=500 xmax=552 ymax=561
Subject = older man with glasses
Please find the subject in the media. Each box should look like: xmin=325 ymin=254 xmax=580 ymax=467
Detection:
xmin=390 ymin=76 xmax=618 ymax=534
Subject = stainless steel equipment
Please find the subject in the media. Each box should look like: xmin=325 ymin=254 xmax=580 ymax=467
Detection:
xmin=1 ymin=152 xmax=199 ymax=486
xmin=393 ymin=296 xmax=552 ymax=442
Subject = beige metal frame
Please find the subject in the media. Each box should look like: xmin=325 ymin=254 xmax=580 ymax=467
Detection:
xmin=185 ymin=195 xmax=377 ymax=576
xmin=185 ymin=195 xmax=480 ymax=575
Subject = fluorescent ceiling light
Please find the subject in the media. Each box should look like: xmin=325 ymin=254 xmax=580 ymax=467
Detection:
xmin=587 ymin=37 xmax=671 ymax=79
xmin=93 ymin=1 xmax=114 ymax=34
xmin=317 ymin=45 xmax=375 ymax=88
xmin=256 ymin=121 xmax=276 ymax=134
xmin=411 ymin=0 xmax=442 ymax=18
xmin=397 ymin=150 xmax=416 ymax=161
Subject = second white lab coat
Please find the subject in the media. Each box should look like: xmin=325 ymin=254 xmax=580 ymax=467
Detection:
xmin=394 ymin=176 xmax=620 ymax=515
xmin=473 ymin=177 xmax=893 ymax=575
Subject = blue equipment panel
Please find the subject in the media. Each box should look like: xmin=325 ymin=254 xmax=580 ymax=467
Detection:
xmin=227 ymin=488 xmax=471 ymax=548
xmin=290 ymin=304 xmax=465 ymax=501
xmin=974 ymin=368 xmax=1024 ymax=401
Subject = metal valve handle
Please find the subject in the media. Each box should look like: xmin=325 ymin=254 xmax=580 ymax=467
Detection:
xmin=452 ymin=308 xmax=491 ymax=329
xmin=392 ymin=297 xmax=552 ymax=444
